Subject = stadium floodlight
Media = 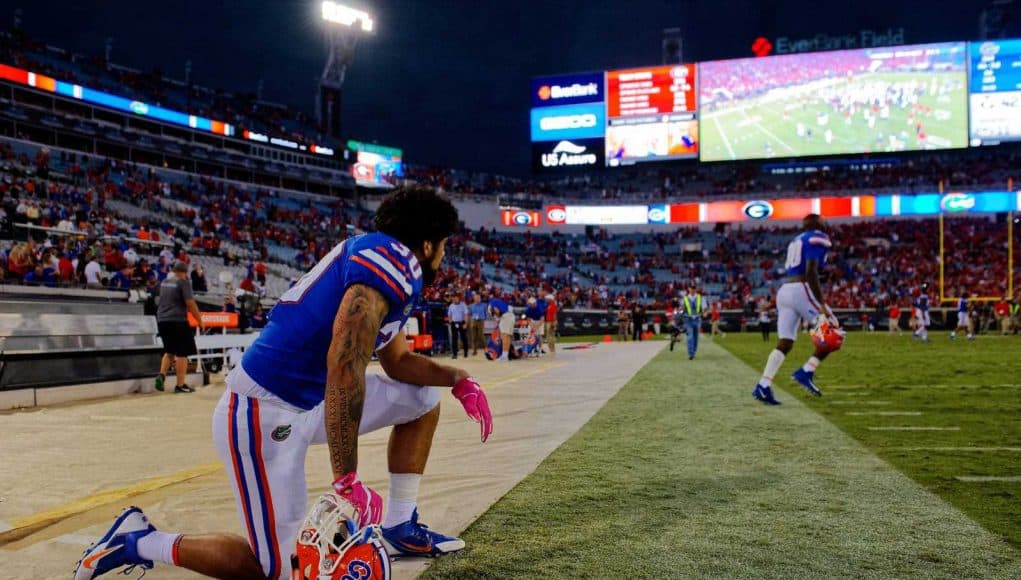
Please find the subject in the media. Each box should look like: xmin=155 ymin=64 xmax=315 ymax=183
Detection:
xmin=316 ymin=1 xmax=373 ymax=138
xmin=321 ymin=1 xmax=374 ymax=33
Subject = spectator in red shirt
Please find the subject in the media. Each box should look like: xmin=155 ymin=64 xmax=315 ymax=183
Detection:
xmin=544 ymin=294 xmax=558 ymax=354
xmin=888 ymin=303 xmax=902 ymax=334
xmin=994 ymin=300 xmax=1011 ymax=335
xmin=710 ymin=302 xmax=724 ymax=338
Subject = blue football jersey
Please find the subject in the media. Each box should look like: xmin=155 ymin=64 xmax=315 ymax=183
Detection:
xmin=784 ymin=230 xmax=832 ymax=277
xmin=957 ymin=297 xmax=967 ymax=313
xmin=915 ymin=293 xmax=930 ymax=313
xmin=242 ymin=233 xmax=423 ymax=410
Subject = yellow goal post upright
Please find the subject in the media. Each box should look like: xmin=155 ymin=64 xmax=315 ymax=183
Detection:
xmin=938 ymin=179 xmax=1015 ymax=304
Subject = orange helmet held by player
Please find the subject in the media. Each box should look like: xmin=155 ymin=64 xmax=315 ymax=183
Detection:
xmin=811 ymin=316 xmax=846 ymax=353
xmin=291 ymin=493 xmax=391 ymax=580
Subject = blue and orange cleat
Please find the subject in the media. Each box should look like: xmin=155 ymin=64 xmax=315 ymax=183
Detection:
xmin=382 ymin=509 xmax=465 ymax=558
xmin=752 ymin=384 xmax=781 ymax=405
xmin=74 ymin=506 xmax=155 ymax=580
xmin=791 ymin=368 xmax=822 ymax=396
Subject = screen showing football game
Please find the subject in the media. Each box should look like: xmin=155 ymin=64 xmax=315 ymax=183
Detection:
xmin=348 ymin=140 xmax=403 ymax=186
xmin=605 ymin=65 xmax=699 ymax=166
xmin=969 ymin=38 xmax=1021 ymax=146
xmin=697 ymin=42 xmax=969 ymax=162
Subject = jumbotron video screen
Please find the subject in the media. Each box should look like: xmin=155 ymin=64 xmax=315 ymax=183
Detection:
xmin=697 ymin=42 xmax=969 ymax=161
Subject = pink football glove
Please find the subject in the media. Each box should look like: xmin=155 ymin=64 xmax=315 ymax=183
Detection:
xmin=332 ymin=472 xmax=383 ymax=527
xmin=452 ymin=376 xmax=493 ymax=443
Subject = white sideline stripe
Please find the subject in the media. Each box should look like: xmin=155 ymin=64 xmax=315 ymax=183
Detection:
xmin=955 ymin=476 xmax=1021 ymax=483
xmin=893 ymin=447 xmax=1021 ymax=452
xmin=829 ymin=384 xmax=1021 ymax=389
xmin=867 ymin=426 xmax=960 ymax=431
xmin=358 ymin=249 xmax=413 ymax=295
xmin=830 ymin=401 xmax=892 ymax=406
xmin=847 ymin=411 xmax=922 ymax=416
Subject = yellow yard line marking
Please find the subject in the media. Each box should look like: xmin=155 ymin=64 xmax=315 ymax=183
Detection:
xmin=0 ymin=463 xmax=219 ymax=547
xmin=0 ymin=361 xmax=565 ymax=547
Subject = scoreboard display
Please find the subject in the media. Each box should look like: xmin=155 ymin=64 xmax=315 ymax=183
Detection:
xmin=605 ymin=65 xmax=699 ymax=166
xmin=970 ymin=39 xmax=1021 ymax=146
xmin=531 ymin=37 xmax=1020 ymax=173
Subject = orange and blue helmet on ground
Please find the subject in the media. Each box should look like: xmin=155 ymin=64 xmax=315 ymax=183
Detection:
xmin=291 ymin=493 xmax=392 ymax=580
xmin=810 ymin=316 xmax=846 ymax=353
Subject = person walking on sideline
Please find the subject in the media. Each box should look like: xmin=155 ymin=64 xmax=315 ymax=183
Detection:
xmin=447 ymin=293 xmax=469 ymax=359
xmin=468 ymin=293 xmax=488 ymax=356
xmin=155 ymin=261 xmax=204 ymax=393
xmin=682 ymin=283 xmax=704 ymax=360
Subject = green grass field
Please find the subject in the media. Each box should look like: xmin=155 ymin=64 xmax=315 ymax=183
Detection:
xmin=701 ymin=72 xmax=968 ymax=161
xmin=425 ymin=332 xmax=1021 ymax=579
xmin=718 ymin=331 xmax=1021 ymax=547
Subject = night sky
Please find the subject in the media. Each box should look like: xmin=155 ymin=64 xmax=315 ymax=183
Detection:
xmin=6 ymin=1 xmax=1012 ymax=176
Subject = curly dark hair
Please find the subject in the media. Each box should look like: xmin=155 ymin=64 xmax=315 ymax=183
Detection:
xmin=374 ymin=185 xmax=459 ymax=250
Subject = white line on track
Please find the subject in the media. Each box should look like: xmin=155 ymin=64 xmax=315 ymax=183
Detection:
xmin=847 ymin=411 xmax=923 ymax=416
xmin=892 ymin=447 xmax=1021 ymax=452
xmin=89 ymin=415 xmax=152 ymax=422
xmin=829 ymin=384 xmax=1021 ymax=390
xmin=830 ymin=401 xmax=892 ymax=406
xmin=955 ymin=476 xmax=1021 ymax=482
xmin=867 ymin=426 xmax=961 ymax=431
xmin=711 ymin=115 xmax=736 ymax=160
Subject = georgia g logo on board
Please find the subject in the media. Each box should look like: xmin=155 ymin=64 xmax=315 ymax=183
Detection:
xmin=742 ymin=200 xmax=774 ymax=220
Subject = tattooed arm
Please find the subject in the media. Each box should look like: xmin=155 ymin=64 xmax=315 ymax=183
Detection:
xmin=325 ymin=284 xmax=389 ymax=479
xmin=378 ymin=329 xmax=468 ymax=387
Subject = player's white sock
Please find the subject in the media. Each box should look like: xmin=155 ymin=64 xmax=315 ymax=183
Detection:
xmin=802 ymin=356 xmax=820 ymax=373
xmin=383 ymin=473 xmax=421 ymax=528
xmin=760 ymin=349 xmax=785 ymax=387
xmin=950 ymin=331 xmax=957 ymax=339
xmin=135 ymin=531 xmax=182 ymax=565
xmin=920 ymin=328 xmax=928 ymax=341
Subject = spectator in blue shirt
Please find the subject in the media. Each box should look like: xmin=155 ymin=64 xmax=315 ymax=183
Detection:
xmin=468 ymin=293 xmax=489 ymax=357
xmin=524 ymin=297 xmax=546 ymax=352
xmin=108 ymin=264 xmax=134 ymax=291
xmin=447 ymin=293 xmax=469 ymax=359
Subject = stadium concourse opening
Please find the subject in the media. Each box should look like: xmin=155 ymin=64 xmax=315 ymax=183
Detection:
xmin=2 ymin=2 xmax=1021 ymax=579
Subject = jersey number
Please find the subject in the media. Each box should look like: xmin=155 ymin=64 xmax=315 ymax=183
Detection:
xmin=785 ymin=239 xmax=803 ymax=271
xmin=279 ymin=241 xmax=347 ymax=303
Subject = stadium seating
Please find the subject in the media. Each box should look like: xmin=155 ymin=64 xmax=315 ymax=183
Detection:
xmin=1 ymin=134 xmax=1018 ymax=322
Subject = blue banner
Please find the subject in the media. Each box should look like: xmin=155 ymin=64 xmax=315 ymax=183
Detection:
xmin=531 ymin=72 xmax=605 ymax=108
xmin=530 ymin=103 xmax=606 ymax=142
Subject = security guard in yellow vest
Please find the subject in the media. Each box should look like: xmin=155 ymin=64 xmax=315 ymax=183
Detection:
xmin=682 ymin=282 xmax=705 ymax=360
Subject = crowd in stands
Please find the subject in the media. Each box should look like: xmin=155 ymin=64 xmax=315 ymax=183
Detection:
xmin=1 ymin=137 xmax=1018 ymax=327
xmin=428 ymin=217 xmax=1020 ymax=318
xmin=403 ymin=146 xmax=1020 ymax=205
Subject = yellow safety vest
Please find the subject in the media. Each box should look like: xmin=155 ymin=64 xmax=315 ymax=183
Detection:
xmin=684 ymin=294 xmax=704 ymax=316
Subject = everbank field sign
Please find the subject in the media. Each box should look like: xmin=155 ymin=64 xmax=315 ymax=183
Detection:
xmin=767 ymin=28 xmax=907 ymax=55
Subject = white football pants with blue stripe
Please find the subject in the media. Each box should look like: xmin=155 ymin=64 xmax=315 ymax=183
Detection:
xmin=211 ymin=365 xmax=440 ymax=579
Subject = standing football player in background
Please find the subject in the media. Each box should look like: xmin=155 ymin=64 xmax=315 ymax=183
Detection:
xmin=753 ymin=214 xmax=842 ymax=406
xmin=76 ymin=187 xmax=493 ymax=580
xmin=912 ymin=284 xmax=932 ymax=343
xmin=950 ymin=289 xmax=973 ymax=341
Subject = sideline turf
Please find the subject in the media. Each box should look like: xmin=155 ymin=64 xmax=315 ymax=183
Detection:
xmin=718 ymin=331 xmax=1021 ymax=547
xmin=424 ymin=339 xmax=1021 ymax=579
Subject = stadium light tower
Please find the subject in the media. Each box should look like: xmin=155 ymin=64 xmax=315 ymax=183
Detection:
xmin=318 ymin=1 xmax=374 ymax=139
